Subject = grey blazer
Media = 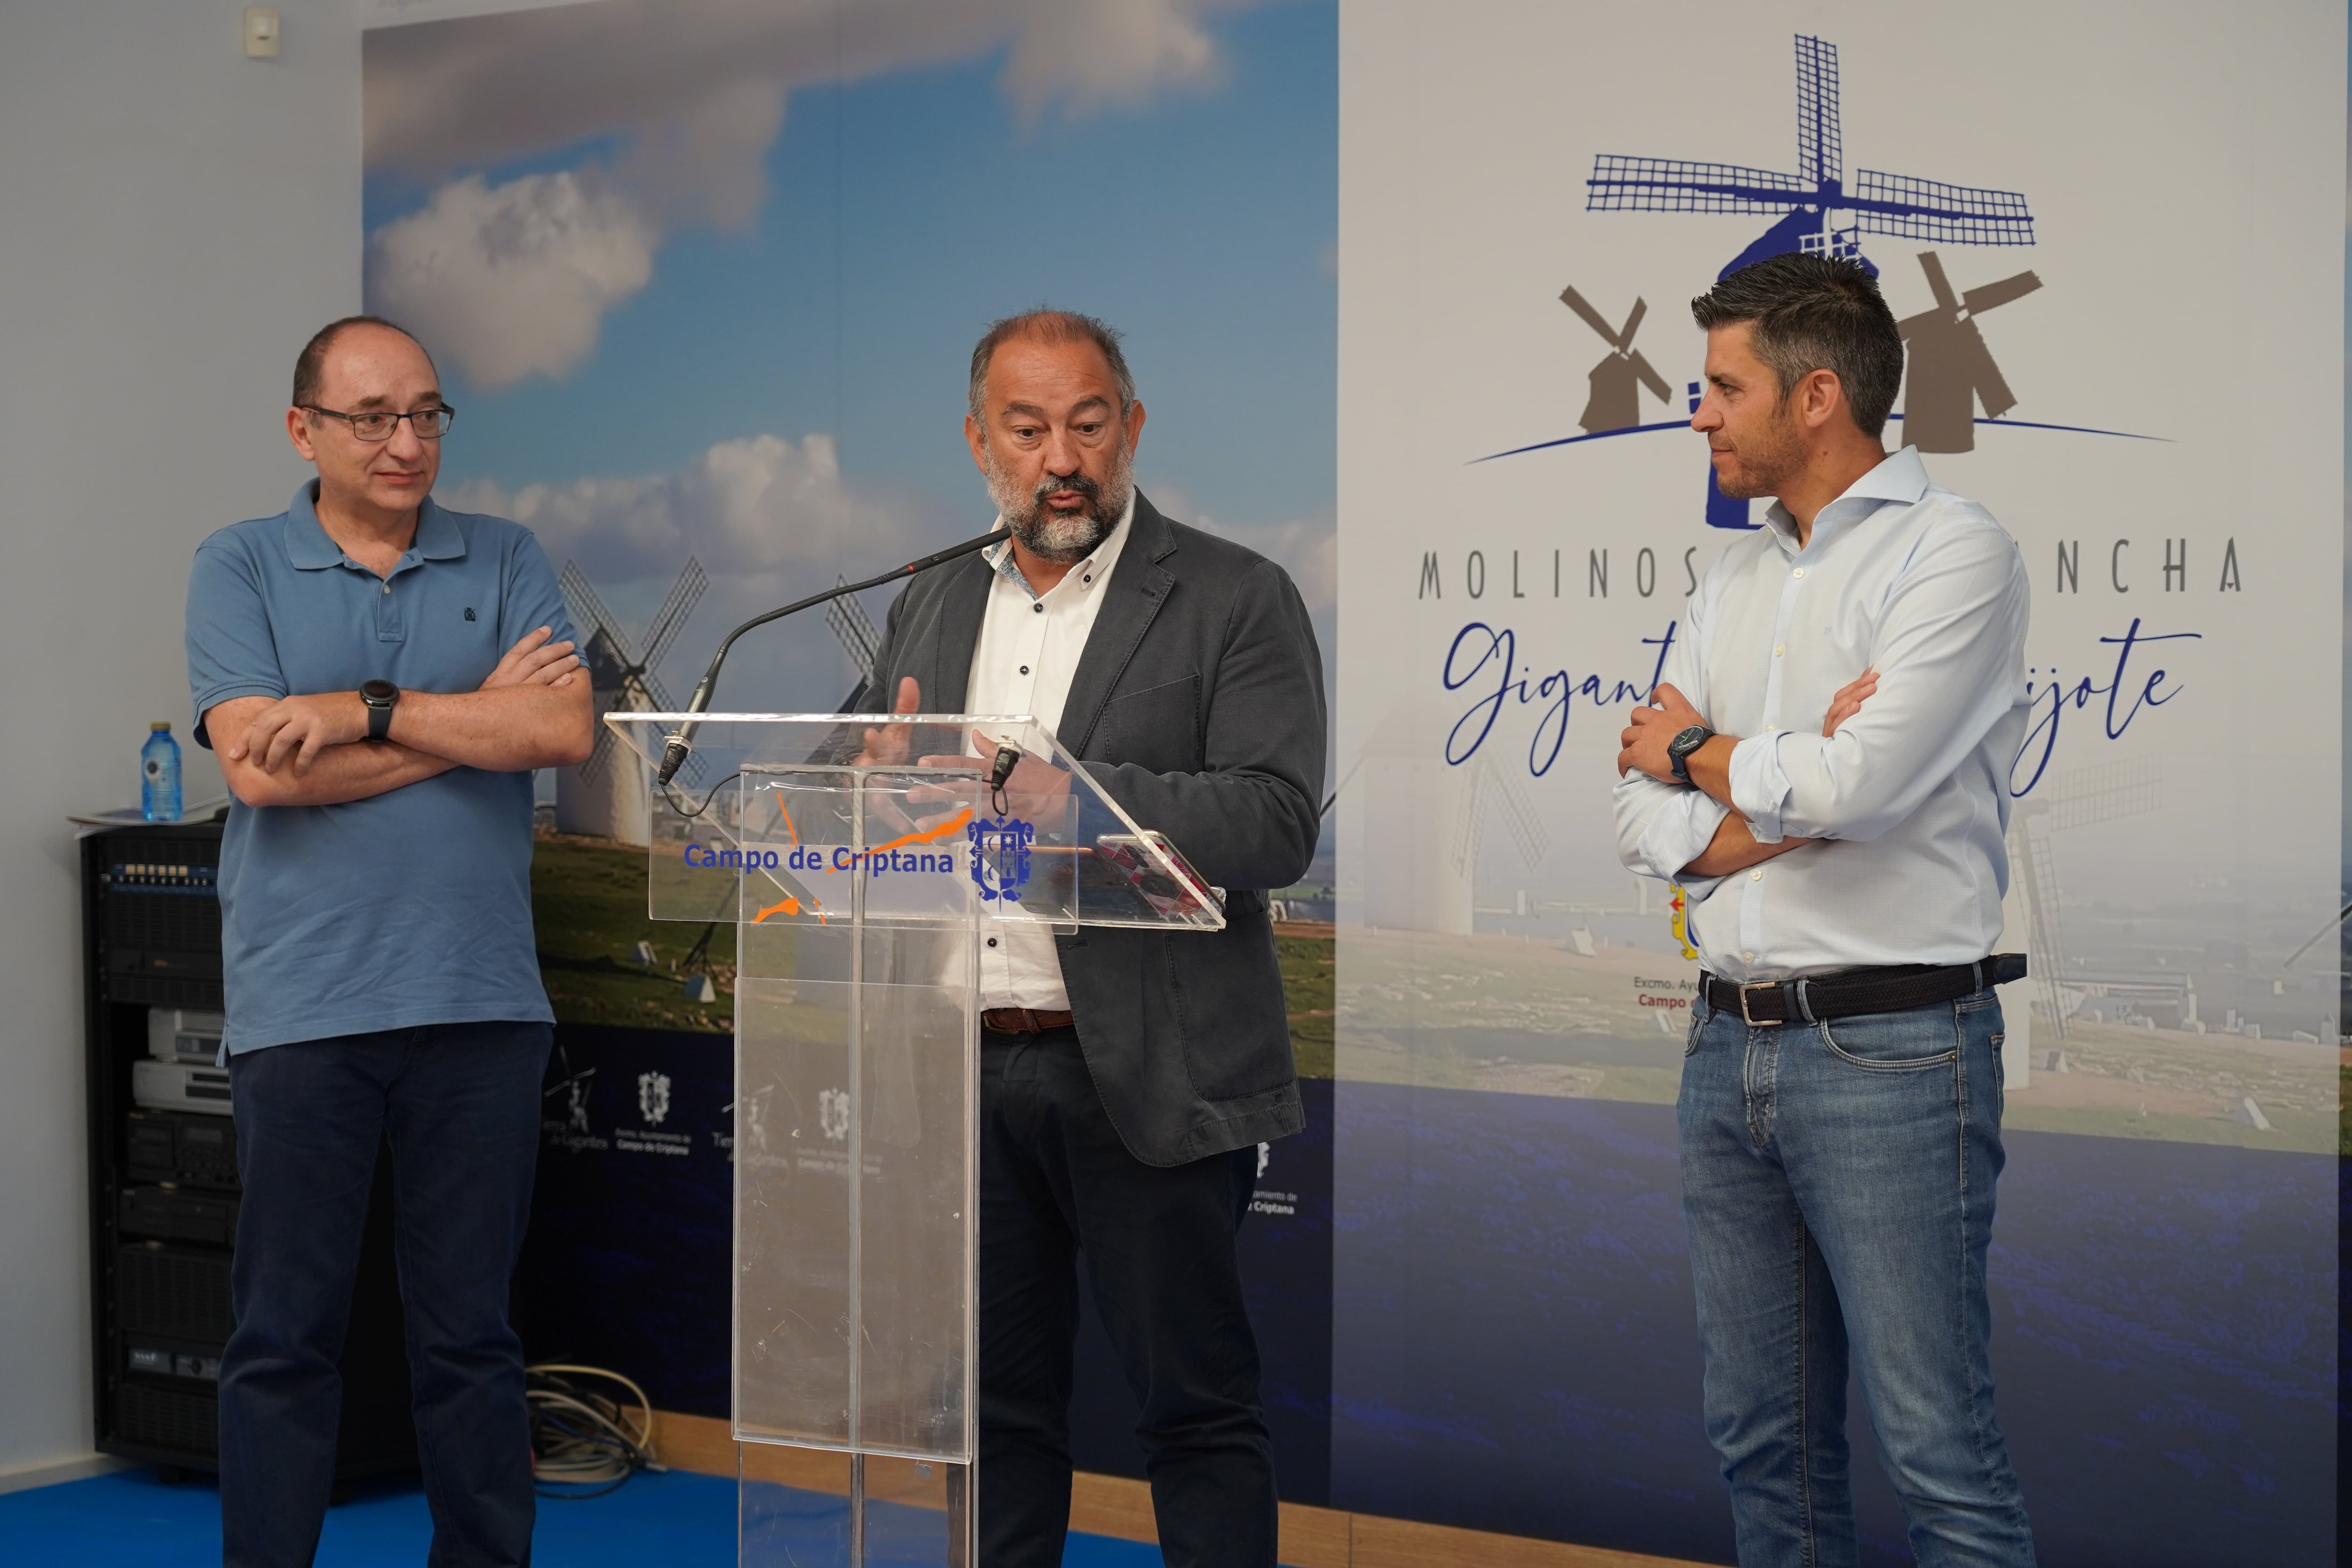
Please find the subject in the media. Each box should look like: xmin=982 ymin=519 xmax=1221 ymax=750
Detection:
xmin=851 ymin=493 xmax=1327 ymax=1166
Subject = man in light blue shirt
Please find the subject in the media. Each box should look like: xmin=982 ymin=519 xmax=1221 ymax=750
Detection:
xmin=185 ymin=315 xmax=592 ymax=1568
xmin=1614 ymin=255 xmax=2035 ymax=1568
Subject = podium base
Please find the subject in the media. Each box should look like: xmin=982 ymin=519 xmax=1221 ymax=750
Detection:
xmin=739 ymin=1442 xmax=971 ymax=1566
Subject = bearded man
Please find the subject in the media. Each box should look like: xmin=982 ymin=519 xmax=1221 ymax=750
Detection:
xmin=849 ymin=310 xmax=1325 ymax=1568
xmin=1613 ymin=254 xmax=2036 ymax=1567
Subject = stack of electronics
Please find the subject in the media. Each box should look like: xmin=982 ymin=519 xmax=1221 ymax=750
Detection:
xmin=117 ymin=1007 xmax=236 ymax=1436
xmin=87 ymin=823 xmax=415 ymax=1479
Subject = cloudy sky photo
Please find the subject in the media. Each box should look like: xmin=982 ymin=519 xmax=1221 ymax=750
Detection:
xmin=361 ymin=0 xmax=1336 ymax=717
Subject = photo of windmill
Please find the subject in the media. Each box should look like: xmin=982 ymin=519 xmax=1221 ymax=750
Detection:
xmin=528 ymin=557 xmax=735 ymax=1033
xmin=1895 ymin=251 xmax=2042 ymax=453
xmin=1338 ymin=740 xmax=2333 ymax=1147
xmin=1585 ymin=32 xmax=2035 ymax=526
xmin=526 ymin=563 xmax=1339 ymax=1048
xmin=524 ymin=568 xmax=949 ymax=1034
xmin=1558 ymin=286 xmax=1673 ymax=434
xmin=1988 ymin=757 xmax=2336 ymax=1148
xmin=556 ymin=556 xmax=706 ymax=845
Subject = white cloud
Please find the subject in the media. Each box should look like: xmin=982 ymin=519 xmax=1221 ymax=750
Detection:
xmin=441 ymin=431 xmax=927 ymax=597
xmin=444 ymin=430 xmax=946 ymax=707
xmin=364 ymin=0 xmax=1268 ymax=386
xmin=440 ymin=442 xmax=1333 ymax=709
xmin=366 ymin=168 xmax=657 ymax=390
xmin=365 ymin=0 xmax=1265 ymax=178
xmin=999 ymin=0 xmax=1223 ymax=125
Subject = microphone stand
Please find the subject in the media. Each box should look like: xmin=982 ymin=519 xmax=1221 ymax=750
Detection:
xmin=655 ymin=528 xmax=1001 ymax=786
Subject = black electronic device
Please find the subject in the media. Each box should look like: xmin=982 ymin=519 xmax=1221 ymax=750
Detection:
xmin=82 ymin=822 xmax=416 ymax=1479
xmin=125 ymin=1108 xmax=239 ymax=1190
xmin=120 ymin=1186 xmax=240 ymax=1247
xmin=361 ymin=678 xmax=400 ymax=741
xmin=1666 ymin=723 xmax=1715 ymax=785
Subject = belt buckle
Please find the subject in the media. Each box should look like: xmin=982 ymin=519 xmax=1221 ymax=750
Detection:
xmin=1740 ymin=982 xmax=1783 ymax=1027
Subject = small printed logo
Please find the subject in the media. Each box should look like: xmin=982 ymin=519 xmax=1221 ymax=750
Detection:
xmin=567 ymin=1077 xmax=594 ymax=1133
xmin=968 ymin=816 xmax=1036 ymax=904
xmin=1257 ymin=1141 xmax=1271 ymax=1179
xmin=818 ymin=1087 xmax=851 ymax=1143
xmin=637 ymin=1070 xmax=671 ymax=1126
xmin=463 ymin=606 xmax=477 ymax=621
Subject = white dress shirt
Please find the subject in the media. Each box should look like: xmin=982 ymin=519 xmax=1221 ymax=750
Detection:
xmin=963 ymin=494 xmax=1135 ymax=1009
xmin=1613 ymin=447 xmax=2029 ymax=981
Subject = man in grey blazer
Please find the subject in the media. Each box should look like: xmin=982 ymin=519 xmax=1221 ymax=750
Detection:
xmin=851 ymin=310 xmax=1325 ymax=1568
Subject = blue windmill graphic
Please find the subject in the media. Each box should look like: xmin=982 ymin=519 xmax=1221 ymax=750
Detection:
xmin=1589 ymin=34 xmax=2036 ymax=527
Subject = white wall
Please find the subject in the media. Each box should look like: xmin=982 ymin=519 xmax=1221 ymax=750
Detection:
xmin=0 ymin=0 xmax=358 ymax=1474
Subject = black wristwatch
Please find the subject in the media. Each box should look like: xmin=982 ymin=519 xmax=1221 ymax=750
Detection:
xmin=360 ymin=679 xmax=400 ymax=742
xmin=1666 ymin=724 xmax=1714 ymax=784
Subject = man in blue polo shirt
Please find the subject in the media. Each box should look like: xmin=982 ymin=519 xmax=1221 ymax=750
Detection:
xmin=185 ymin=315 xmax=594 ymax=1568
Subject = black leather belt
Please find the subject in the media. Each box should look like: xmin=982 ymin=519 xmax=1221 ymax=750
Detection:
xmin=982 ymin=1008 xmax=1075 ymax=1035
xmin=1702 ymin=955 xmax=2027 ymax=1027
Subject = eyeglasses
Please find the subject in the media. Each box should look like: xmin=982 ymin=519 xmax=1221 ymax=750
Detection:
xmin=301 ymin=404 xmax=457 ymax=442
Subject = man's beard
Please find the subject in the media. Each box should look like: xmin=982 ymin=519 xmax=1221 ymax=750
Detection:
xmin=1710 ymin=398 xmax=1807 ymax=501
xmin=985 ymin=444 xmax=1134 ymax=563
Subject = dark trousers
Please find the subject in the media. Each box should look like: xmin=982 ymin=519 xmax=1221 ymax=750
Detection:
xmin=977 ymin=1026 xmax=1277 ymax=1568
xmin=219 ymin=1020 xmax=551 ymax=1568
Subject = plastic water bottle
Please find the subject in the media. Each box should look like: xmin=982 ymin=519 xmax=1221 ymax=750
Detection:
xmin=141 ymin=723 xmax=182 ymax=822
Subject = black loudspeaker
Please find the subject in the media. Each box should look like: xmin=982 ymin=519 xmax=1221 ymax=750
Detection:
xmin=83 ymin=823 xmax=418 ymax=1479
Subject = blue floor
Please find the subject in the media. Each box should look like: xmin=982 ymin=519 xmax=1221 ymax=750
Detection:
xmin=0 ymin=1466 xmax=1165 ymax=1566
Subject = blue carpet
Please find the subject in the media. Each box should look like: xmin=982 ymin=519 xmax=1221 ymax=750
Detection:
xmin=0 ymin=1467 xmax=1166 ymax=1566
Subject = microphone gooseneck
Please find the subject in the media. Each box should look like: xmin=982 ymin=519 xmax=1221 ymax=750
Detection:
xmin=654 ymin=528 xmax=1002 ymax=787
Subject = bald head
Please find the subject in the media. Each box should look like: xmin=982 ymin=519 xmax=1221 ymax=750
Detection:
xmin=967 ymin=310 xmax=1134 ymax=423
xmin=293 ymin=315 xmax=434 ymax=410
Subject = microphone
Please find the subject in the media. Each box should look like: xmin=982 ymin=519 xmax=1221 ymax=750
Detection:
xmin=985 ymin=738 xmax=1024 ymax=815
xmin=986 ymin=740 xmax=1023 ymax=793
xmin=655 ymin=527 xmax=1002 ymax=787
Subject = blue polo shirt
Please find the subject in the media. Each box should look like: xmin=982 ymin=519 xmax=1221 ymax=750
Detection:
xmin=185 ymin=482 xmax=577 ymax=1053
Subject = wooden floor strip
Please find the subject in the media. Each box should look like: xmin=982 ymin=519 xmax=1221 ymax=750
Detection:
xmin=649 ymin=1409 xmax=1717 ymax=1567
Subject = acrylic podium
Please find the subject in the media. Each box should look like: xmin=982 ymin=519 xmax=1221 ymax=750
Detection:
xmin=604 ymin=711 xmax=1226 ymax=1567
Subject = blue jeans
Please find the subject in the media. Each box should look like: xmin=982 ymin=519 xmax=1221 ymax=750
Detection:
xmin=219 ymin=1021 xmax=551 ymax=1568
xmin=1678 ymin=987 xmax=2034 ymax=1568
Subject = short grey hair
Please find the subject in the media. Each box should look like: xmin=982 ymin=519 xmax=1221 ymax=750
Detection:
xmin=1690 ymin=253 xmax=1903 ymax=439
xmin=967 ymin=309 xmax=1136 ymax=424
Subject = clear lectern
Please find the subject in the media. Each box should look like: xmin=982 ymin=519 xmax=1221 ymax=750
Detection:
xmin=604 ymin=711 xmax=1226 ymax=1567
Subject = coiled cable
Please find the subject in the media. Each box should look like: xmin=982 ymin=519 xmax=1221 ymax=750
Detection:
xmin=525 ymin=1362 xmax=666 ymax=1499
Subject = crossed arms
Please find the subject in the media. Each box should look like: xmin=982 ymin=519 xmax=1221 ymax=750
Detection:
xmin=1616 ymin=670 xmax=1877 ymax=878
xmin=1613 ymin=518 xmax=2028 ymax=884
xmin=205 ymin=627 xmax=596 ymax=808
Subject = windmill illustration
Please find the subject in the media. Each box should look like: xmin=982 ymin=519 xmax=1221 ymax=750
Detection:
xmin=1895 ymin=252 xmax=2041 ymax=453
xmin=2003 ymin=756 xmax=2161 ymax=1052
xmin=825 ymin=575 xmax=884 ymax=692
xmin=1452 ymin=751 xmax=1550 ymax=883
xmin=1587 ymin=33 xmax=2035 ymax=526
xmin=554 ymin=557 xmax=706 ymax=843
xmin=1560 ymin=287 xmax=1674 ymax=434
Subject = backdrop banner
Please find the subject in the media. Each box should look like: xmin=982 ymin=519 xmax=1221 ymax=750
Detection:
xmin=360 ymin=0 xmax=1342 ymax=1509
xmin=361 ymin=1 xmax=2346 ymax=1561
xmin=1335 ymin=3 xmax=2342 ymax=1563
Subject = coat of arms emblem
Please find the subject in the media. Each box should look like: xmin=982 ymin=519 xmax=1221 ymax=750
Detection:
xmin=967 ymin=815 xmax=1035 ymax=903
xmin=637 ymin=1070 xmax=671 ymax=1126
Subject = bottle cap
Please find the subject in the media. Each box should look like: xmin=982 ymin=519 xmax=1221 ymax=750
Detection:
xmin=151 ymin=722 xmax=170 ymax=732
